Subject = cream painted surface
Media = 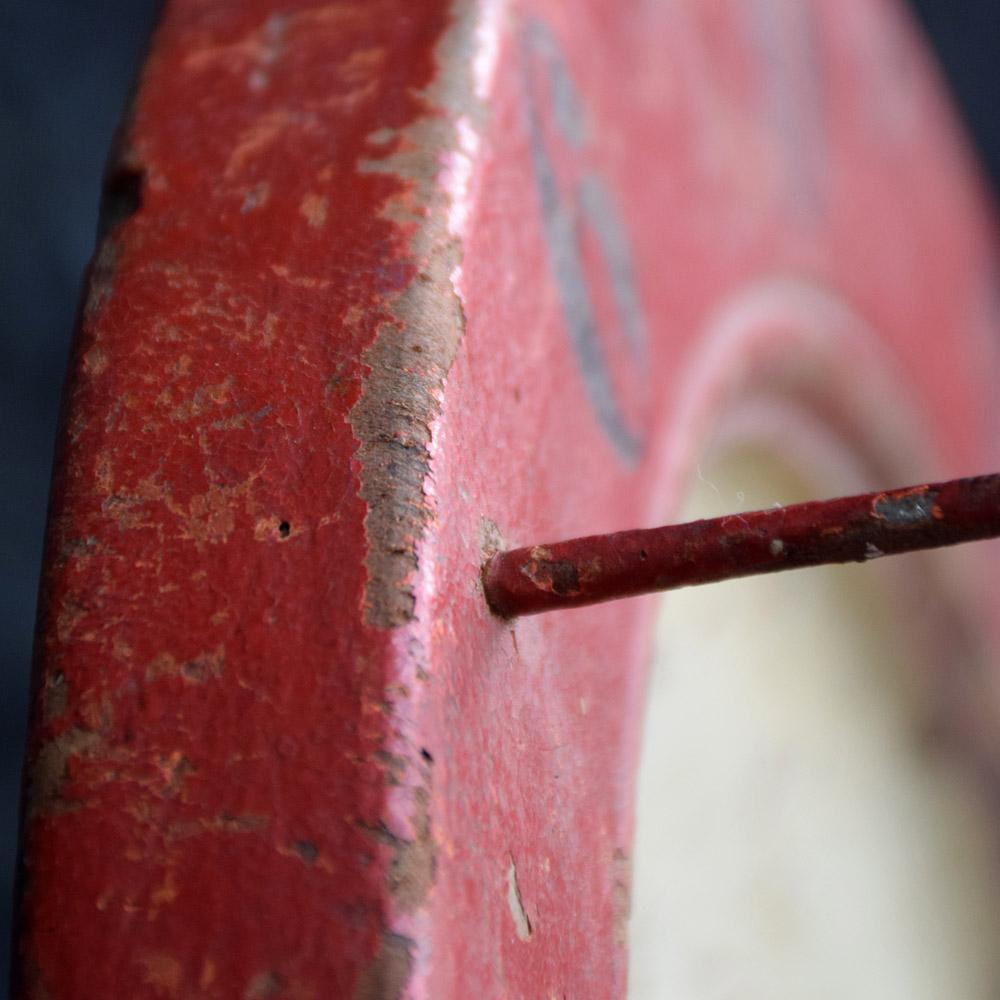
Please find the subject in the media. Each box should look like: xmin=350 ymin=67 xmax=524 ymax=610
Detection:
xmin=628 ymin=451 xmax=1000 ymax=1000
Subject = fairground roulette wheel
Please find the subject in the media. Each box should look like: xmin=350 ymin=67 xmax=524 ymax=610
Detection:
xmin=14 ymin=0 xmax=1000 ymax=997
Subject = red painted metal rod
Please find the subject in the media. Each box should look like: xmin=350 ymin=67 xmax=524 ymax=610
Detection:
xmin=483 ymin=472 xmax=1000 ymax=617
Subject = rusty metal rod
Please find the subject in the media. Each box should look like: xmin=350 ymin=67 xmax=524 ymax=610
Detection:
xmin=483 ymin=472 xmax=1000 ymax=618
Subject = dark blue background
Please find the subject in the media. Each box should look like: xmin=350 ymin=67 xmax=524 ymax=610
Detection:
xmin=0 ymin=1 xmax=996 ymax=993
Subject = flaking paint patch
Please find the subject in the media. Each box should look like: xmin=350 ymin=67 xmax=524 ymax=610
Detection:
xmin=43 ymin=672 xmax=69 ymax=722
xmin=354 ymin=932 xmax=414 ymax=1000
xmin=506 ymin=856 xmax=533 ymax=941
xmin=521 ymin=548 xmax=582 ymax=597
xmin=299 ymin=192 xmax=328 ymax=228
xmin=348 ymin=0 xmax=499 ymax=628
xmin=387 ymin=784 xmax=436 ymax=912
xmin=873 ymin=486 xmax=940 ymax=526
xmin=145 ymin=646 xmax=225 ymax=684
xmin=27 ymin=727 xmax=101 ymax=818
xmin=363 ymin=783 xmax=437 ymax=914
xmin=137 ymin=951 xmax=184 ymax=997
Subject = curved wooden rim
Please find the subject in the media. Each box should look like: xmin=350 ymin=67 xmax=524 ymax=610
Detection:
xmin=15 ymin=1 xmax=1000 ymax=997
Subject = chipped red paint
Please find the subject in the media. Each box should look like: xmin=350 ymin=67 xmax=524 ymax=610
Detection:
xmin=14 ymin=1 xmax=1000 ymax=998
xmin=483 ymin=473 xmax=1000 ymax=616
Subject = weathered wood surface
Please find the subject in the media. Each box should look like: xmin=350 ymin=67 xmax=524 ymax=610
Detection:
xmin=15 ymin=0 xmax=1000 ymax=997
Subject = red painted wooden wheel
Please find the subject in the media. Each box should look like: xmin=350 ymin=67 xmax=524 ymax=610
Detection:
xmin=15 ymin=1 xmax=1000 ymax=997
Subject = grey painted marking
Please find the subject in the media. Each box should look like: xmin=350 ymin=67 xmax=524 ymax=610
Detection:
xmin=579 ymin=174 xmax=647 ymax=360
xmin=523 ymin=20 xmax=649 ymax=464
xmin=525 ymin=20 xmax=587 ymax=149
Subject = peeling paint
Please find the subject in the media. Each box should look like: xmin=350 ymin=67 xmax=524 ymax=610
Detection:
xmin=387 ymin=784 xmax=436 ymax=913
xmin=348 ymin=1 xmax=499 ymax=628
xmin=42 ymin=672 xmax=69 ymax=722
xmin=520 ymin=548 xmax=582 ymax=597
xmin=364 ymin=783 xmax=437 ymax=914
xmin=28 ymin=727 xmax=101 ymax=818
xmin=355 ymin=932 xmax=414 ymax=1000
xmin=506 ymin=857 xmax=533 ymax=941
xmin=299 ymin=192 xmax=328 ymax=228
xmin=873 ymin=486 xmax=939 ymax=526
xmin=137 ymin=951 xmax=184 ymax=998
xmin=145 ymin=647 xmax=225 ymax=684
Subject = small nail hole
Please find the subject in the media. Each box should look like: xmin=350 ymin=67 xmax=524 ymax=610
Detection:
xmin=639 ymin=549 xmax=648 ymax=560
xmin=279 ymin=521 xmax=291 ymax=538
xmin=420 ymin=747 xmax=434 ymax=763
